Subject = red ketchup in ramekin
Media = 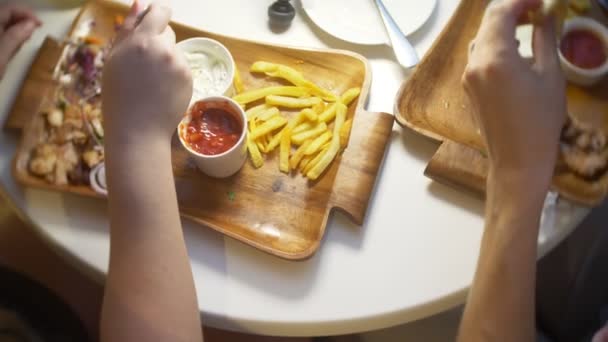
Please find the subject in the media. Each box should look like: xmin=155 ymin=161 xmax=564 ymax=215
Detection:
xmin=560 ymin=29 xmax=607 ymax=69
xmin=183 ymin=100 xmax=243 ymax=156
xmin=558 ymin=17 xmax=608 ymax=87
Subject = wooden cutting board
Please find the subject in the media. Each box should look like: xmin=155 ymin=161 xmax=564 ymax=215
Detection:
xmin=425 ymin=139 xmax=608 ymax=206
xmin=395 ymin=0 xmax=608 ymax=206
xmin=424 ymin=140 xmax=488 ymax=198
xmin=7 ymin=0 xmax=394 ymax=260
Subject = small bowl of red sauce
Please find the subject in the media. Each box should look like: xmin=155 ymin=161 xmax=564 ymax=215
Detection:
xmin=558 ymin=17 xmax=608 ymax=87
xmin=178 ymin=96 xmax=248 ymax=178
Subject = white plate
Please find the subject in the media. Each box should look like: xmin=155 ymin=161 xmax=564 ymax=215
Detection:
xmin=301 ymin=0 xmax=438 ymax=45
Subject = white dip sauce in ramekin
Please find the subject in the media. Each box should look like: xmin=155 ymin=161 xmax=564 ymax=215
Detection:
xmin=177 ymin=38 xmax=236 ymax=102
xmin=185 ymin=51 xmax=230 ymax=98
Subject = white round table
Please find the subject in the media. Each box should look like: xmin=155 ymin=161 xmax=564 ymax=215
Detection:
xmin=0 ymin=0 xmax=591 ymax=337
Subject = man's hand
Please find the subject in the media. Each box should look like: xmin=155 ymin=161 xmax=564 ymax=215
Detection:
xmin=102 ymin=2 xmax=192 ymax=146
xmin=462 ymin=0 xmax=566 ymax=196
xmin=0 ymin=3 xmax=41 ymax=79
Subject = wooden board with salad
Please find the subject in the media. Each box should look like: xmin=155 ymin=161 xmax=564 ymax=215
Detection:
xmin=8 ymin=0 xmax=394 ymax=259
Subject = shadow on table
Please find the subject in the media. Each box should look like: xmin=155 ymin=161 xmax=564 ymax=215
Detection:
xmin=183 ymin=217 xmax=323 ymax=302
xmin=15 ymin=184 xmax=321 ymax=302
xmin=427 ymin=183 xmax=484 ymax=219
xmin=395 ymin=120 xmax=484 ymax=219
xmin=397 ymin=126 xmax=441 ymax=164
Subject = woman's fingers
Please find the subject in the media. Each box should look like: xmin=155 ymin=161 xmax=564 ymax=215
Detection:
xmin=135 ymin=4 xmax=171 ymax=36
xmin=0 ymin=3 xmax=41 ymax=30
xmin=0 ymin=19 xmax=37 ymax=72
xmin=532 ymin=15 xmax=560 ymax=73
xmin=476 ymin=0 xmax=541 ymax=55
xmin=114 ymin=1 xmax=142 ymax=45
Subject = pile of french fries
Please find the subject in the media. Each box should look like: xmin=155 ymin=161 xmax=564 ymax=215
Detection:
xmin=232 ymin=61 xmax=360 ymax=181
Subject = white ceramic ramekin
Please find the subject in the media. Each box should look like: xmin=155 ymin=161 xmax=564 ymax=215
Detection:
xmin=178 ymin=96 xmax=248 ymax=178
xmin=558 ymin=17 xmax=608 ymax=87
xmin=177 ymin=37 xmax=236 ymax=104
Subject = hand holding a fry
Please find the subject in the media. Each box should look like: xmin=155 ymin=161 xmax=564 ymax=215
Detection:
xmin=103 ymin=2 xmax=192 ymax=146
xmin=462 ymin=0 xmax=566 ymax=196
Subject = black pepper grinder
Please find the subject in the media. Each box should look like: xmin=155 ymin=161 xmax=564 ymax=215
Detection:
xmin=268 ymin=0 xmax=296 ymax=29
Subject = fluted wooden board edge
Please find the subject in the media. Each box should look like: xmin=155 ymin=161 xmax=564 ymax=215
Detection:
xmin=394 ymin=0 xmax=486 ymax=147
xmin=424 ymin=141 xmax=487 ymax=198
xmin=9 ymin=0 xmax=395 ymax=260
xmin=425 ymin=141 xmax=607 ymax=207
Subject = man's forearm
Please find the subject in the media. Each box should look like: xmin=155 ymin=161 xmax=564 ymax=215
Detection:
xmin=458 ymin=174 xmax=546 ymax=342
xmin=101 ymin=138 xmax=203 ymax=342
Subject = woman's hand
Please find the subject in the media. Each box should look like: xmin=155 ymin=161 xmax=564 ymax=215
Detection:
xmin=593 ymin=325 xmax=608 ymax=342
xmin=102 ymin=2 xmax=192 ymax=146
xmin=0 ymin=3 xmax=41 ymax=79
xmin=462 ymin=0 xmax=567 ymax=195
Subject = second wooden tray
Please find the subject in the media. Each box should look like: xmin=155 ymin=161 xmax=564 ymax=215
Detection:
xmin=395 ymin=0 xmax=608 ymax=206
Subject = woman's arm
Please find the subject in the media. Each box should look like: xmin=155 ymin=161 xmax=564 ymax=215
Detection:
xmin=458 ymin=0 xmax=567 ymax=340
xmin=458 ymin=175 xmax=546 ymax=342
xmin=100 ymin=3 xmax=202 ymax=341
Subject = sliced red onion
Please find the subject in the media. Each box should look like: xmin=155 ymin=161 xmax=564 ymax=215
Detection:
xmin=89 ymin=162 xmax=107 ymax=196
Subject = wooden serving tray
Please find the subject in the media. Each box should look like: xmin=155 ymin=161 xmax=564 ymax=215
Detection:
xmin=395 ymin=0 xmax=608 ymax=206
xmin=8 ymin=0 xmax=394 ymax=260
xmin=425 ymin=141 xmax=488 ymax=199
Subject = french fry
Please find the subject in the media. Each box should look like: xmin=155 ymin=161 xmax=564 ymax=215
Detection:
xmin=291 ymin=122 xmax=327 ymax=145
xmin=255 ymin=129 xmax=266 ymax=152
xmin=266 ymin=128 xmax=284 ymax=152
xmin=266 ymin=95 xmax=322 ymax=109
xmin=247 ymin=136 xmax=264 ymax=168
xmin=339 ymin=118 xmax=353 ymax=150
xmin=233 ymin=86 xmax=309 ymax=105
xmin=299 ymin=155 xmax=312 ymax=172
xmin=256 ymin=141 xmax=266 ymax=153
xmin=250 ymin=61 xmax=278 ymax=73
xmin=318 ymin=103 xmax=338 ymax=123
xmin=340 ymin=87 xmax=361 ymax=106
xmin=257 ymin=107 xmax=280 ymax=121
xmin=249 ymin=116 xmax=265 ymax=152
xmin=238 ymin=61 xmax=356 ymax=180
xmin=250 ymin=61 xmax=337 ymax=101
xmin=305 ymin=131 xmax=332 ymax=156
xmin=251 ymin=115 xmax=287 ymax=140
xmin=293 ymin=121 xmax=314 ymax=135
xmin=302 ymin=108 xmax=318 ymax=121
xmin=279 ymin=134 xmax=292 ymax=173
xmin=234 ymin=66 xmax=245 ymax=94
xmin=279 ymin=109 xmax=312 ymax=172
xmin=246 ymin=104 xmax=271 ymax=121
xmin=312 ymin=101 xmax=326 ymax=114
xmin=290 ymin=140 xmax=313 ymax=170
xmin=306 ymin=103 xmax=347 ymax=180
xmin=303 ymin=148 xmax=327 ymax=175
xmin=263 ymin=133 xmax=271 ymax=149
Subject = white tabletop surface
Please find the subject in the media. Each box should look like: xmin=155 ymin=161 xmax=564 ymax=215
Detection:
xmin=0 ymin=0 xmax=592 ymax=337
